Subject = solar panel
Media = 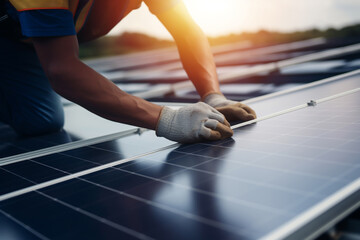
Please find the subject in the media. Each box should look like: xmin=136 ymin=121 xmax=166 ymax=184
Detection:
xmin=0 ymin=131 xmax=175 ymax=196
xmin=246 ymin=70 xmax=360 ymax=115
xmin=132 ymin=43 xmax=360 ymax=100
xmin=1 ymin=72 xmax=359 ymax=239
xmin=3 ymin=39 xmax=356 ymax=161
xmin=0 ymin=130 xmax=75 ymax=158
xmin=86 ymin=38 xmax=324 ymax=73
xmin=2 ymin=70 xmax=358 ymax=188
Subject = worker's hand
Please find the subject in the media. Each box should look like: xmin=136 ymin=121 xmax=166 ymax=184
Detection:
xmin=203 ymin=93 xmax=257 ymax=122
xmin=156 ymin=102 xmax=233 ymax=143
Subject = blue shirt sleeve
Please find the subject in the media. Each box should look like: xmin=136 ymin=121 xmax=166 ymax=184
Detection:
xmin=18 ymin=9 xmax=76 ymax=37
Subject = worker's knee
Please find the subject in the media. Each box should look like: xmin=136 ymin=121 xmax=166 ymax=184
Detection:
xmin=12 ymin=110 xmax=64 ymax=136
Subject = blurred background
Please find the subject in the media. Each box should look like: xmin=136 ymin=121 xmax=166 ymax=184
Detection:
xmin=2 ymin=4 xmax=360 ymax=239
xmin=4 ymin=0 xmax=360 ymax=148
xmin=79 ymin=0 xmax=360 ymax=58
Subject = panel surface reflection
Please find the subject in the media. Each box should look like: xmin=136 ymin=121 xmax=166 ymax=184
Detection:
xmin=1 ymin=87 xmax=359 ymax=239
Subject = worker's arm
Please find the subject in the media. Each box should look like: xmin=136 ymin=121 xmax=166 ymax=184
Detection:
xmin=32 ymin=35 xmax=161 ymax=129
xmin=32 ymin=35 xmax=232 ymax=142
xmin=152 ymin=2 xmax=257 ymax=122
xmin=152 ymin=2 xmax=219 ymax=98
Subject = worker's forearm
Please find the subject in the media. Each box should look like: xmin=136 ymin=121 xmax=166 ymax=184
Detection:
xmin=175 ymin=25 xmax=220 ymax=98
xmin=48 ymin=60 xmax=162 ymax=130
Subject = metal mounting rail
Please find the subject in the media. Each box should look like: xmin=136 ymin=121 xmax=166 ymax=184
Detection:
xmin=0 ymin=128 xmax=147 ymax=167
xmin=1 ymin=87 xmax=359 ymax=203
xmin=243 ymin=69 xmax=360 ymax=104
xmin=1 ymin=70 xmax=359 ymax=167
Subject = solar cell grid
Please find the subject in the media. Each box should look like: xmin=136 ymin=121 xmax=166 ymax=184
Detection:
xmin=0 ymin=130 xmax=73 ymax=158
xmin=0 ymin=87 xmax=359 ymax=239
xmin=247 ymin=71 xmax=360 ymax=115
xmin=0 ymin=131 xmax=173 ymax=196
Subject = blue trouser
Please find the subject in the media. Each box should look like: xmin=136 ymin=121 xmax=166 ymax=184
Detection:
xmin=0 ymin=37 xmax=64 ymax=136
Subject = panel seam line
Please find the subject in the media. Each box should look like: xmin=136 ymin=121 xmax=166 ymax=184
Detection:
xmin=0 ymin=87 xmax=359 ymax=202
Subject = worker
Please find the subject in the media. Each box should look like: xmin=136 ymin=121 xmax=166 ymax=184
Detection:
xmin=0 ymin=0 xmax=256 ymax=143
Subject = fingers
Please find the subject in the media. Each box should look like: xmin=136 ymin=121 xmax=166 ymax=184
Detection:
xmin=196 ymin=102 xmax=227 ymax=124
xmin=223 ymin=118 xmax=231 ymax=127
xmin=216 ymin=103 xmax=256 ymax=122
xmin=157 ymin=102 xmax=237 ymax=143
xmin=206 ymin=129 xmax=222 ymax=141
xmin=214 ymin=121 xmax=233 ymax=139
xmin=241 ymin=104 xmax=257 ymax=118
xmin=208 ymin=111 xmax=226 ymax=124
xmin=233 ymin=107 xmax=256 ymax=121
xmin=201 ymin=119 xmax=233 ymax=141
xmin=204 ymin=118 xmax=218 ymax=129
xmin=207 ymin=107 xmax=231 ymax=127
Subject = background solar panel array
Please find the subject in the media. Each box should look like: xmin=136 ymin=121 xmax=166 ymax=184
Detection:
xmin=2 ymin=37 xmax=360 ymax=158
xmin=1 ymin=73 xmax=359 ymax=239
xmin=2 ymin=72 xmax=358 ymax=195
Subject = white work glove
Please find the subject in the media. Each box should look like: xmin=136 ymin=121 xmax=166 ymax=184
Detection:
xmin=156 ymin=102 xmax=233 ymax=143
xmin=203 ymin=93 xmax=257 ymax=122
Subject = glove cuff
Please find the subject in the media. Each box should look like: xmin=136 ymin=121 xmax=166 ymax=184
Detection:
xmin=201 ymin=91 xmax=223 ymax=102
xmin=202 ymin=93 xmax=227 ymax=107
xmin=155 ymin=106 xmax=175 ymax=138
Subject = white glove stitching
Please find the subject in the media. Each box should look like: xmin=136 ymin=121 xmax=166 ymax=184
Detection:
xmin=156 ymin=102 xmax=227 ymax=143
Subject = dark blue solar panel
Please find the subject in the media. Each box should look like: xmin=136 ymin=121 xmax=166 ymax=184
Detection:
xmin=249 ymin=72 xmax=360 ymax=115
xmin=0 ymin=130 xmax=73 ymax=158
xmin=0 ymin=131 xmax=173 ymax=195
xmin=0 ymin=88 xmax=359 ymax=239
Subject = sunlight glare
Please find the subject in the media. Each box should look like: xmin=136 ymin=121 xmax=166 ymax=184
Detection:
xmin=183 ymin=0 xmax=248 ymax=36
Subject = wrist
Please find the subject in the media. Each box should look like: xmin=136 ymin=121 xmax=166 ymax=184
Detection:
xmin=202 ymin=93 xmax=227 ymax=107
xmin=201 ymin=91 xmax=223 ymax=102
xmin=156 ymin=106 xmax=175 ymax=137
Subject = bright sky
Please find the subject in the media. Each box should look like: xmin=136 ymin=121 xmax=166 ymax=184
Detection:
xmin=109 ymin=0 xmax=360 ymax=39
